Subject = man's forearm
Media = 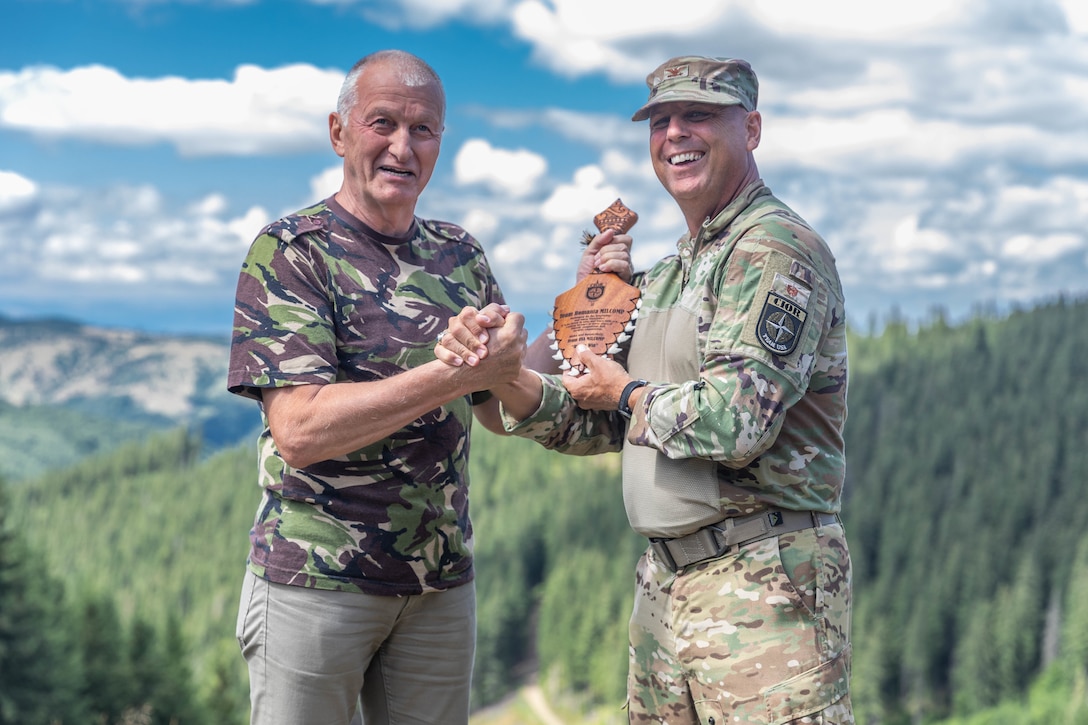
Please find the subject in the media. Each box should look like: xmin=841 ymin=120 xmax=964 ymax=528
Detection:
xmin=491 ymin=367 xmax=545 ymax=423
xmin=266 ymin=358 xmax=514 ymax=468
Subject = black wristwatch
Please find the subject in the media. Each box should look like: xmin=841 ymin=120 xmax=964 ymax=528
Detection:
xmin=618 ymin=379 xmax=648 ymax=419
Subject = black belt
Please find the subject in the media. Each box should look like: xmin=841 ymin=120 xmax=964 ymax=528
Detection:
xmin=649 ymin=509 xmax=839 ymax=573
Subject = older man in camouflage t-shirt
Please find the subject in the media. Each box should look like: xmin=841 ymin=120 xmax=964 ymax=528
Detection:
xmin=228 ymin=50 xmax=527 ymax=725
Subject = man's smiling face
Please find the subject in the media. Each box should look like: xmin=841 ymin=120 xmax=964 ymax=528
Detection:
xmin=330 ymin=59 xmax=444 ymax=235
xmin=648 ymin=101 xmax=761 ymax=227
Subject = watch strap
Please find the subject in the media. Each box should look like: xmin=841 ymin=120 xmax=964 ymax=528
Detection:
xmin=618 ymin=379 xmax=648 ymax=419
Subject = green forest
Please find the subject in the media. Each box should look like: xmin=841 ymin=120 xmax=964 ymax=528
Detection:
xmin=4 ymin=297 xmax=1088 ymax=724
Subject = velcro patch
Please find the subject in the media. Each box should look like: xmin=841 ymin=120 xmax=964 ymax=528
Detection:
xmin=756 ymin=291 xmax=807 ymax=355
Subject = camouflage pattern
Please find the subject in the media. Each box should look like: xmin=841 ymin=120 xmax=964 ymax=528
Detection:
xmin=628 ymin=525 xmax=852 ymax=724
xmin=504 ymin=180 xmax=851 ymax=720
xmin=631 ymin=56 xmax=759 ymax=122
xmin=506 ymin=181 xmax=848 ymax=532
xmin=227 ymin=196 xmax=503 ymax=596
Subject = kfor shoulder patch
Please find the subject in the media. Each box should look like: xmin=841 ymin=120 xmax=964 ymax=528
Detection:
xmin=757 ymin=287 xmax=807 ymax=355
xmin=741 ymin=253 xmax=814 ymax=357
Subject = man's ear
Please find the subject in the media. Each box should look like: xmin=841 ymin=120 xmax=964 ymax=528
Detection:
xmin=329 ymin=112 xmax=346 ymax=158
xmin=746 ymin=110 xmax=762 ymax=152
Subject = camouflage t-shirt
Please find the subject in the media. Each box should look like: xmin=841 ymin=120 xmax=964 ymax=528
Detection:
xmin=227 ymin=197 xmax=504 ymax=595
xmin=505 ymin=181 xmax=848 ymax=539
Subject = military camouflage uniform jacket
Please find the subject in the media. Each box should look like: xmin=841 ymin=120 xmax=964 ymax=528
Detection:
xmin=505 ymin=180 xmax=848 ymax=538
xmin=228 ymin=197 xmax=504 ymax=595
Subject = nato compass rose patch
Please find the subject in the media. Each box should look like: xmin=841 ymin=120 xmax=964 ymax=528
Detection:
xmin=756 ymin=273 xmax=810 ymax=355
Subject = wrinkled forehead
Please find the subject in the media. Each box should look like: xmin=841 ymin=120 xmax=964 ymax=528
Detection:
xmin=360 ymin=63 xmax=445 ymax=118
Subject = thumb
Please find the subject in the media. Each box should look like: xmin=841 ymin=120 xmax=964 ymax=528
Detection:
xmin=586 ymin=228 xmax=616 ymax=253
xmin=574 ymin=344 xmax=605 ymax=372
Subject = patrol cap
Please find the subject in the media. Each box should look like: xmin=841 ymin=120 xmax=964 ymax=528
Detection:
xmin=631 ymin=56 xmax=758 ymax=122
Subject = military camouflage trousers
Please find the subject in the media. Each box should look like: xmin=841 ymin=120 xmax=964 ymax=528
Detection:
xmin=627 ymin=521 xmax=853 ymax=724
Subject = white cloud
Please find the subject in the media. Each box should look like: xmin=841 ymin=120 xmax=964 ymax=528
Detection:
xmin=762 ymin=109 xmax=1088 ymax=177
xmin=492 ymin=229 xmax=547 ymax=266
xmin=485 ymin=108 xmax=645 ymax=148
xmin=1058 ymin=0 xmax=1088 ymax=33
xmin=1002 ymin=233 xmax=1084 ymax=263
xmin=766 ymin=61 xmax=913 ymax=115
xmin=540 ymin=165 xmax=621 ymax=223
xmin=992 ymin=176 xmax=1088 ymax=229
xmin=889 ymin=216 xmax=955 ymax=272
xmin=453 ymin=138 xmax=548 ymax=197
xmin=190 ymin=194 xmax=228 ymax=217
xmin=745 ymin=1 xmax=967 ymax=38
xmin=229 ymin=207 xmax=274 ymax=247
xmin=460 ymin=208 xmax=500 ymax=240
xmin=0 ymin=170 xmax=37 ymax=212
xmin=0 ymin=176 xmax=256 ymax=296
xmin=0 ymin=63 xmax=342 ymax=155
xmin=359 ymin=0 xmax=513 ymax=29
xmin=509 ymin=0 xmax=730 ymax=81
xmin=308 ymin=166 xmax=344 ymax=208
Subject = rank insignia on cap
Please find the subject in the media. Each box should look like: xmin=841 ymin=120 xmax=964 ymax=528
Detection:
xmin=664 ymin=64 xmax=689 ymax=79
xmin=756 ymin=291 xmax=807 ymax=355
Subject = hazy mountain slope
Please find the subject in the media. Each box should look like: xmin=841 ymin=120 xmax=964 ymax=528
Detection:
xmin=0 ymin=316 xmax=257 ymax=480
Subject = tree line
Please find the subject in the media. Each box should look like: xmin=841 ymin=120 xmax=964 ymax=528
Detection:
xmin=4 ymin=296 xmax=1088 ymax=723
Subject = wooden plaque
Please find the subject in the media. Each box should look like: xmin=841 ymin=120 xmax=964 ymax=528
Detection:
xmin=550 ymin=199 xmax=641 ymax=375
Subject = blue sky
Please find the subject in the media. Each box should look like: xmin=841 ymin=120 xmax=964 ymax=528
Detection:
xmin=2 ymin=0 xmax=1087 ymax=338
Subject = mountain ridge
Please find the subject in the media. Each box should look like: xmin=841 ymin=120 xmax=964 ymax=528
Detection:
xmin=0 ymin=315 xmax=255 ymax=480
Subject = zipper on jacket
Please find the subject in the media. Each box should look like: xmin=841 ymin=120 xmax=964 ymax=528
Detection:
xmin=681 ymin=216 xmax=714 ymax=287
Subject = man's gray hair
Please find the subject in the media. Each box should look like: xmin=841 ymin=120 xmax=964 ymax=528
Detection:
xmin=336 ymin=50 xmax=445 ymax=123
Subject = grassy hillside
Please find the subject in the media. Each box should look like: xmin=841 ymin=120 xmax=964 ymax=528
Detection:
xmin=0 ymin=399 xmax=153 ymax=481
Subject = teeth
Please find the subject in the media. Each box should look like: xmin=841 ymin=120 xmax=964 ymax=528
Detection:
xmin=669 ymin=152 xmax=702 ymax=165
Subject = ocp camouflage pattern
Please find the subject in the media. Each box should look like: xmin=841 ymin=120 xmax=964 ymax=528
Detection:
xmin=628 ymin=525 xmax=852 ymax=724
xmin=503 ymin=180 xmax=852 ymax=721
xmin=504 ymin=181 xmax=848 ymax=535
xmin=228 ymin=197 xmax=503 ymax=595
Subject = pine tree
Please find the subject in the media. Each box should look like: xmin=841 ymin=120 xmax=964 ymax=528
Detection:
xmin=150 ymin=614 xmax=208 ymax=725
xmin=1061 ymin=536 xmax=1088 ymax=674
xmin=0 ymin=480 xmax=85 ymax=725
xmin=994 ymin=554 xmax=1045 ymax=694
xmin=203 ymin=639 xmax=248 ymax=725
xmin=77 ymin=594 xmax=133 ymax=724
xmin=128 ymin=616 xmax=165 ymax=717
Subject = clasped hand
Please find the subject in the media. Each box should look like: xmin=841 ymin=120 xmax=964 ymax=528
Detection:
xmin=433 ymin=228 xmax=635 ymax=406
xmin=434 ymin=302 xmax=527 ymax=386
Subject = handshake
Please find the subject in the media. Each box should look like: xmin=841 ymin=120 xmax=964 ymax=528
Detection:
xmin=433 ymin=303 xmax=528 ymax=386
xmin=432 ymin=299 xmax=641 ymax=420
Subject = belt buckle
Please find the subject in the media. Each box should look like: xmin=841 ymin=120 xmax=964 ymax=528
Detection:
xmin=649 ymin=538 xmax=679 ymax=573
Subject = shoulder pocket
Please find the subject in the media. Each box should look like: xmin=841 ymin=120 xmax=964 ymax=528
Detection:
xmin=739 ymin=252 xmax=827 ymax=385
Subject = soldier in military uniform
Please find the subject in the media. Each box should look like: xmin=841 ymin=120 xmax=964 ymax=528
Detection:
xmin=449 ymin=56 xmax=854 ymax=723
xmin=226 ymin=50 xmax=529 ymax=725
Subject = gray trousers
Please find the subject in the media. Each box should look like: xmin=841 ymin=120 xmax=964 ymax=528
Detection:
xmin=236 ymin=569 xmax=476 ymax=725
